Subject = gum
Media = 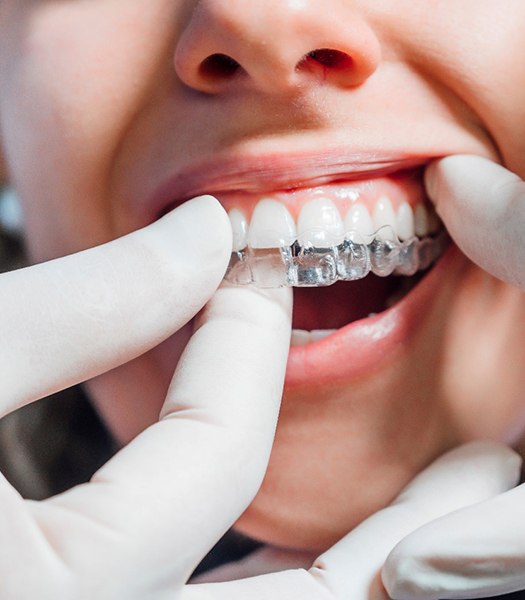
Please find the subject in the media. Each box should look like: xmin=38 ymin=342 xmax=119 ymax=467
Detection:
xmin=217 ymin=172 xmax=425 ymax=223
xmin=225 ymin=226 xmax=447 ymax=288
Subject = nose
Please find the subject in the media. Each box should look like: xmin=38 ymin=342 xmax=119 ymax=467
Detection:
xmin=174 ymin=0 xmax=382 ymax=95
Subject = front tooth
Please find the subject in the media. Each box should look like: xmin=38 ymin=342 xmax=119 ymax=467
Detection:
xmin=396 ymin=202 xmax=415 ymax=241
xmin=414 ymin=204 xmax=429 ymax=237
xmin=297 ymin=198 xmax=344 ymax=246
xmin=229 ymin=208 xmax=248 ymax=251
xmin=310 ymin=329 xmax=337 ymax=342
xmin=290 ymin=329 xmax=311 ymax=346
xmin=344 ymin=203 xmax=375 ymax=241
xmin=248 ymin=199 xmax=297 ymax=248
xmin=373 ymin=195 xmax=397 ymax=241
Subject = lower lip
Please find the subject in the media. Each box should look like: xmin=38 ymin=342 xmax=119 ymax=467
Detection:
xmin=285 ymin=244 xmax=465 ymax=389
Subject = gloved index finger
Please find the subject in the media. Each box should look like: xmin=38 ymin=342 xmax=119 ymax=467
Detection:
xmin=0 ymin=195 xmax=231 ymax=416
xmin=425 ymin=155 xmax=525 ymax=289
xmin=30 ymin=284 xmax=292 ymax=591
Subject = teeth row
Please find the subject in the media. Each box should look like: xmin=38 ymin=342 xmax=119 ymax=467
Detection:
xmin=225 ymin=231 xmax=448 ymax=288
xmin=229 ymin=197 xmax=441 ymax=251
xmin=291 ymin=329 xmax=337 ymax=346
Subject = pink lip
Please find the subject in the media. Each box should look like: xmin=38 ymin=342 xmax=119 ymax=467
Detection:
xmin=149 ymin=149 xmax=436 ymax=221
xmin=286 ymin=243 xmax=463 ymax=389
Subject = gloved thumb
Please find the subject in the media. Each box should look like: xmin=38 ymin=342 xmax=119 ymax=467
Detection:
xmin=425 ymin=155 xmax=525 ymax=289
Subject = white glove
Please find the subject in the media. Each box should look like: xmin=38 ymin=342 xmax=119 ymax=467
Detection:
xmin=379 ymin=156 xmax=525 ymax=600
xmin=383 ymin=474 xmax=525 ymax=599
xmin=423 ymin=155 xmax=525 ymax=290
xmin=0 ymin=195 xmax=294 ymax=599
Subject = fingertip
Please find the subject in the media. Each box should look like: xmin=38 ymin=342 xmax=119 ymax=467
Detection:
xmin=151 ymin=194 xmax=232 ymax=279
xmin=182 ymin=193 xmax=228 ymax=224
xmin=382 ymin=544 xmax=443 ymax=600
xmin=443 ymin=441 xmax=521 ymax=484
xmin=424 ymin=155 xmax=523 ymax=236
xmin=381 ymin=550 xmax=422 ymax=600
xmin=425 ymin=155 xmax=486 ymax=209
xmin=423 ymin=160 xmax=440 ymax=205
xmin=167 ymin=194 xmax=232 ymax=251
xmin=428 ymin=441 xmax=522 ymax=493
xmin=426 ymin=155 xmax=518 ymax=202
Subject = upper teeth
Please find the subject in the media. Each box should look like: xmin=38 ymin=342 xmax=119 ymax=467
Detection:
xmin=229 ymin=207 xmax=249 ymax=251
xmin=247 ymin=199 xmax=296 ymax=249
xmin=230 ymin=196 xmax=439 ymax=252
xmin=297 ymin=198 xmax=345 ymax=247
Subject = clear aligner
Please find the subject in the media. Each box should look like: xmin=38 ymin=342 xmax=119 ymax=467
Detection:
xmin=225 ymin=226 xmax=448 ymax=288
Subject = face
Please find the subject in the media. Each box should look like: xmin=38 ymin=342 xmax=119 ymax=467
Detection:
xmin=2 ymin=0 xmax=525 ymax=550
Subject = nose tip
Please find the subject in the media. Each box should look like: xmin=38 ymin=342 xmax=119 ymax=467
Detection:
xmin=174 ymin=1 xmax=382 ymax=95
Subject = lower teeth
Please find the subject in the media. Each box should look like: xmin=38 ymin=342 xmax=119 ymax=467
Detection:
xmin=291 ymin=329 xmax=338 ymax=346
xmin=225 ymin=227 xmax=448 ymax=288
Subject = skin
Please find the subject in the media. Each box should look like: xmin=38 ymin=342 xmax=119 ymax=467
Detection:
xmin=1 ymin=0 xmax=525 ymax=551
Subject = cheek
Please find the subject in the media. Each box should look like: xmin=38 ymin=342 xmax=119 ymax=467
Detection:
xmin=0 ymin=3 xmax=175 ymax=261
xmin=382 ymin=1 xmax=525 ymax=175
xmin=0 ymin=12 xmax=121 ymax=258
xmin=441 ymin=269 xmax=525 ymax=442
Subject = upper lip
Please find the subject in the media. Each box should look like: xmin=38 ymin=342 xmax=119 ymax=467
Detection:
xmin=151 ymin=149 xmax=435 ymax=220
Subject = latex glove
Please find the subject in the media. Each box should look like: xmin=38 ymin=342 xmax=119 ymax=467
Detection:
xmin=424 ymin=155 xmax=525 ymax=290
xmin=382 ymin=472 xmax=525 ymax=599
xmin=0 ymin=195 xmax=293 ymax=599
xmin=184 ymin=442 xmax=520 ymax=599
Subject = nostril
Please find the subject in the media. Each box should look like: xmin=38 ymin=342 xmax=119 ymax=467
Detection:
xmin=199 ymin=53 xmax=242 ymax=80
xmin=299 ymin=48 xmax=354 ymax=71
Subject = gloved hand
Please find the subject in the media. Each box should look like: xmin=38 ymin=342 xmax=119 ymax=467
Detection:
xmin=383 ymin=471 xmax=525 ymax=600
xmin=423 ymin=155 xmax=525 ymax=290
xmin=0 ymin=195 xmax=294 ymax=600
xmin=380 ymin=156 xmax=525 ymax=600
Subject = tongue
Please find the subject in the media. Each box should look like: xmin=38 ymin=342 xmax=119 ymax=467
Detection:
xmin=292 ymin=275 xmax=399 ymax=330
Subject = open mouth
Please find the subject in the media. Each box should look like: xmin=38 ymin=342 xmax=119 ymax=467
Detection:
xmin=213 ymin=166 xmax=447 ymax=348
xmin=290 ymin=269 xmax=430 ymax=345
xmin=152 ymin=154 xmax=456 ymax=386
